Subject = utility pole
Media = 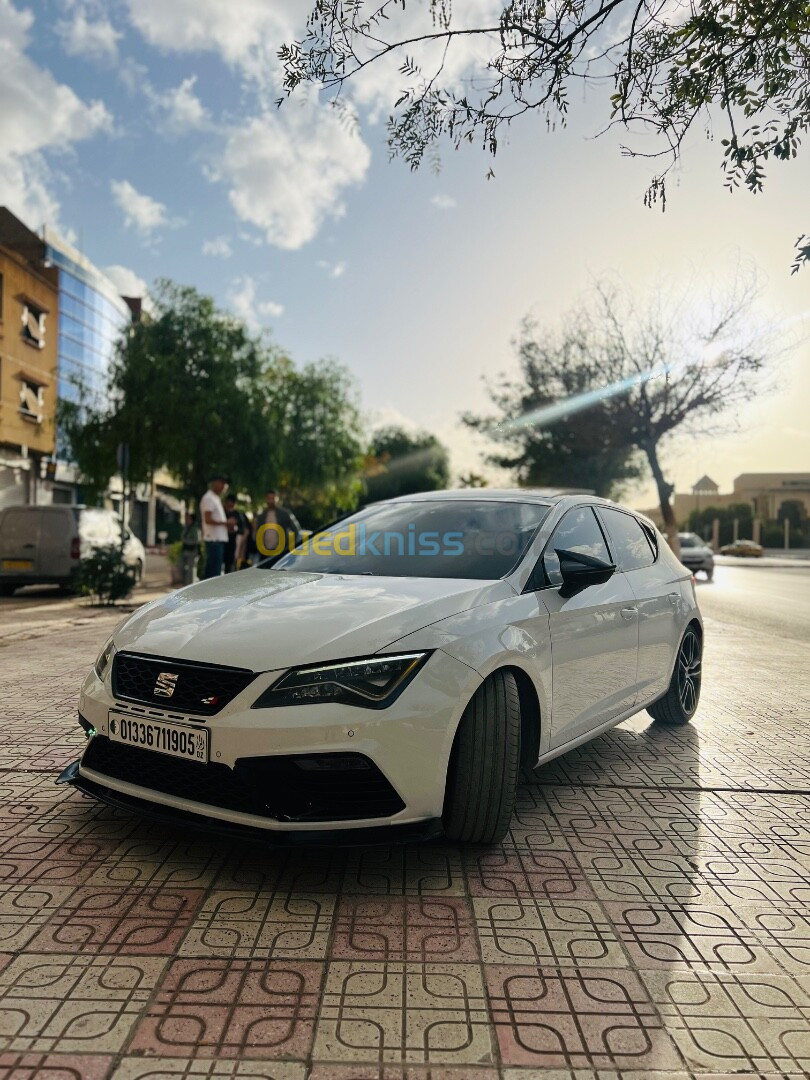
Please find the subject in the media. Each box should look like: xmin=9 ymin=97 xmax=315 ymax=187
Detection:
xmin=116 ymin=442 xmax=130 ymax=549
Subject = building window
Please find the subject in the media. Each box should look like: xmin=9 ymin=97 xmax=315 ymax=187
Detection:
xmin=19 ymin=378 xmax=44 ymax=423
xmin=21 ymin=300 xmax=46 ymax=349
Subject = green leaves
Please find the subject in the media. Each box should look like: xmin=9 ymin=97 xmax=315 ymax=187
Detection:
xmin=280 ymin=0 xmax=810 ymax=269
xmin=65 ymin=280 xmax=366 ymax=523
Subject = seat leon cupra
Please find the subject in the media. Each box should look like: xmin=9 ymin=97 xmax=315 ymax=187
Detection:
xmin=60 ymin=491 xmax=703 ymax=844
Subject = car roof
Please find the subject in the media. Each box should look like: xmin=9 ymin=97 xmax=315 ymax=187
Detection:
xmin=384 ymin=487 xmax=590 ymax=505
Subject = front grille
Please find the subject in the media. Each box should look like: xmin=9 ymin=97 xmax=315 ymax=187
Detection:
xmin=81 ymin=737 xmax=405 ymax=822
xmin=112 ymin=652 xmax=256 ymax=716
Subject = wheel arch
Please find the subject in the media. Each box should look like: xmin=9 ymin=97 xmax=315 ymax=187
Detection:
xmin=444 ymin=663 xmax=543 ymax=779
xmin=502 ymin=664 xmax=542 ymax=769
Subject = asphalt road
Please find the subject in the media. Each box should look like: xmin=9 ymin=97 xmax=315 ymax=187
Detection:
xmin=697 ymin=561 xmax=810 ymax=644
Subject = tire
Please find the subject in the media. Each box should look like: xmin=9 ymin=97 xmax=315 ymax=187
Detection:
xmin=704 ymin=568 xmax=713 ymax=582
xmin=0 ymin=583 xmax=15 ymax=597
xmin=443 ymin=670 xmax=521 ymax=844
xmin=648 ymin=626 xmax=702 ymax=726
xmin=135 ymin=560 xmax=144 ymax=584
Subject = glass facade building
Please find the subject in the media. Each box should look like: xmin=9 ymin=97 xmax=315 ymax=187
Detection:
xmin=41 ymin=228 xmax=131 ymax=419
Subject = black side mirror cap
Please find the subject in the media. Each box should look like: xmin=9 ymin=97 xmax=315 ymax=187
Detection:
xmin=556 ymin=548 xmax=616 ymax=598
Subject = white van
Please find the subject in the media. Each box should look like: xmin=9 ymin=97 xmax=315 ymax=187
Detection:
xmin=0 ymin=506 xmax=145 ymax=596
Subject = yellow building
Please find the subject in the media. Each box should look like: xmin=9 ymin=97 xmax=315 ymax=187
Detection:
xmin=0 ymin=216 xmax=60 ymax=507
xmin=642 ymin=472 xmax=810 ymax=529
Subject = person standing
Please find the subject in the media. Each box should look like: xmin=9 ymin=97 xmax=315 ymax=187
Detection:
xmin=179 ymin=512 xmax=201 ymax=586
xmin=224 ymin=494 xmax=250 ymax=573
xmin=200 ymin=475 xmax=229 ymax=579
xmin=252 ymin=488 xmax=302 ymax=565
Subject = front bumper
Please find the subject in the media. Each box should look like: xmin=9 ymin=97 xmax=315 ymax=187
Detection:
xmin=73 ymin=648 xmax=481 ymax=833
xmin=57 ymin=761 xmax=442 ymax=845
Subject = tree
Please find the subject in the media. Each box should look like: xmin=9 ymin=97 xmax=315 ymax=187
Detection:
xmin=464 ymin=315 xmax=643 ymax=499
xmin=777 ymin=498 xmax=806 ymax=530
xmin=688 ymin=501 xmax=754 ymax=544
xmin=458 ymin=472 xmax=489 ymax=488
xmin=467 ymin=277 xmax=772 ymax=553
xmin=260 ymin=357 xmax=367 ymax=526
xmin=363 ymin=426 xmax=450 ymax=503
xmin=281 ymin=1 xmax=810 ymax=269
xmin=62 ymin=282 xmax=367 ymax=526
xmin=62 ymin=281 xmax=270 ymax=505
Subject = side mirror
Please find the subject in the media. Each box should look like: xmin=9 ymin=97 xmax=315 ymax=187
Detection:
xmin=556 ymin=548 xmax=616 ymax=598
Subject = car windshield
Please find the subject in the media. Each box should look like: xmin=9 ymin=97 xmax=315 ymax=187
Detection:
xmin=678 ymin=534 xmax=701 ymax=548
xmin=269 ymin=499 xmax=551 ymax=579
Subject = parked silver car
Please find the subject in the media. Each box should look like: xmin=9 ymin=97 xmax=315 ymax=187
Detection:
xmin=0 ymin=506 xmax=145 ymax=596
xmin=678 ymin=531 xmax=714 ymax=580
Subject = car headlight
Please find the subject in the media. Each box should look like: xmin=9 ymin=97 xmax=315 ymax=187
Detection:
xmin=252 ymin=652 xmax=429 ymax=710
xmin=94 ymin=638 xmax=116 ymax=681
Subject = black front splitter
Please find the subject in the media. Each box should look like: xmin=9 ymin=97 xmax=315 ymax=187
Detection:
xmin=56 ymin=760 xmax=444 ymax=847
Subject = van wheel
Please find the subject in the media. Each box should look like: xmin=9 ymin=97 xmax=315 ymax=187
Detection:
xmin=0 ymin=583 xmax=15 ymax=597
xmin=135 ymin=560 xmax=144 ymax=584
xmin=443 ymin=670 xmax=521 ymax=844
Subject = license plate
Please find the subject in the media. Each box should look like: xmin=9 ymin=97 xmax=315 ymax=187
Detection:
xmin=108 ymin=711 xmax=208 ymax=763
xmin=2 ymin=559 xmax=33 ymax=571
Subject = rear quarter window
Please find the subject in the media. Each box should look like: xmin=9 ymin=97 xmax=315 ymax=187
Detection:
xmin=599 ymin=507 xmax=656 ymax=571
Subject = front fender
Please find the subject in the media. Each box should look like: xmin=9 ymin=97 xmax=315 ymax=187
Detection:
xmin=381 ymin=592 xmax=553 ymax=757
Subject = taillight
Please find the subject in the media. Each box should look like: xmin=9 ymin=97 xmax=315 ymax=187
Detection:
xmin=70 ymin=537 xmax=81 ymax=560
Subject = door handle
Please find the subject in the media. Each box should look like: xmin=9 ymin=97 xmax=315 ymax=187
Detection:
xmin=620 ymin=606 xmax=637 ymax=620
xmin=668 ymin=592 xmax=679 ymax=607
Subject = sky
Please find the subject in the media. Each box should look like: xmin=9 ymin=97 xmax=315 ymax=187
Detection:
xmin=2 ymin=0 xmax=808 ymax=509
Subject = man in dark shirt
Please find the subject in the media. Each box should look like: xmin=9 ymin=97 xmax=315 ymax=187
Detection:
xmin=223 ymin=495 xmax=250 ymax=573
xmin=251 ymin=488 xmax=302 ymax=565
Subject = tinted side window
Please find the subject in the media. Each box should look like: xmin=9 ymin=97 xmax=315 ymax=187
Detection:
xmin=542 ymin=506 xmax=610 ymax=587
xmin=600 ymin=508 xmax=655 ymax=571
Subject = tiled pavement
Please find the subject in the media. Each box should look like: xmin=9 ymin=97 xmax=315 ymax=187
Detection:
xmin=0 ymin=609 xmax=809 ymax=1079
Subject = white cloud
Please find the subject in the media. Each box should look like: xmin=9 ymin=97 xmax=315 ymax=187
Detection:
xmin=202 ymin=236 xmax=232 ymax=258
xmin=57 ymin=5 xmax=121 ymax=61
xmin=431 ymin=194 xmax=457 ymax=210
xmin=103 ymin=264 xmax=148 ymax=297
xmin=216 ymin=98 xmax=371 ymax=250
xmin=110 ymin=179 xmax=168 ymax=234
xmin=318 ymin=259 xmax=346 ymax=279
xmin=152 ymin=76 xmax=209 ymax=133
xmin=0 ymin=0 xmax=111 ymax=226
xmin=228 ymin=275 xmax=283 ymax=329
xmin=123 ymin=0 xmax=300 ymax=83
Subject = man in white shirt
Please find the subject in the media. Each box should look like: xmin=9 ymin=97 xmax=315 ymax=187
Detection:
xmin=199 ymin=475 xmax=229 ymax=579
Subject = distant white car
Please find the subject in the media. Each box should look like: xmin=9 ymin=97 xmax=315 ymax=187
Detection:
xmin=0 ymin=505 xmax=145 ymax=595
xmin=678 ymin=532 xmax=715 ymax=580
xmin=62 ymin=491 xmax=702 ymax=844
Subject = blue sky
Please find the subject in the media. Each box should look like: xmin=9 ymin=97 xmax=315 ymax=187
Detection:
xmin=3 ymin=0 xmax=808 ymax=506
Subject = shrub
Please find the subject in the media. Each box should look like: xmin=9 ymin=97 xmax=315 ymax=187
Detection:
xmin=76 ymin=544 xmax=136 ymax=605
xmin=165 ymin=541 xmax=183 ymax=566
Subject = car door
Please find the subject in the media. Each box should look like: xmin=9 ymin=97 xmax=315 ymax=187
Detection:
xmin=535 ymin=505 xmax=639 ymax=750
xmin=597 ymin=507 xmax=675 ymax=705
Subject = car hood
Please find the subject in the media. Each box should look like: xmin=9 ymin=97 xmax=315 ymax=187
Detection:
xmin=114 ymin=569 xmax=514 ymax=671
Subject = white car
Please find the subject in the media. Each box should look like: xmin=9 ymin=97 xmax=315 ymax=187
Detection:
xmin=60 ymin=491 xmax=703 ymax=844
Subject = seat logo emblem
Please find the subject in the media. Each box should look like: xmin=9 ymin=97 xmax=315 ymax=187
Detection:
xmin=154 ymin=672 xmax=179 ymax=698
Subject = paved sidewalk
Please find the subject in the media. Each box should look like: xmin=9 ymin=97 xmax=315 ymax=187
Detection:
xmin=0 ymin=613 xmax=809 ymax=1078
